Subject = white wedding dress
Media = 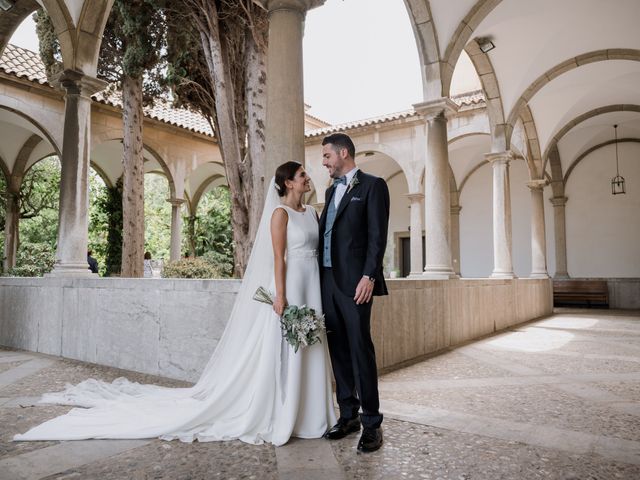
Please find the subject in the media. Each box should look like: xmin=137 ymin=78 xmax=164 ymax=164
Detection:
xmin=14 ymin=180 xmax=336 ymax=446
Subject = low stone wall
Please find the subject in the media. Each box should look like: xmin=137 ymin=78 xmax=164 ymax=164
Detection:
xmin=371 ymin=278 xmax=553 ymax=371
xmin=0 ymin=277 xmax=553 ymax=382
xmin=0 ymin=277 xmax=240 ymax=382
xmin=606 ymin=278 xmax=640 ymax=309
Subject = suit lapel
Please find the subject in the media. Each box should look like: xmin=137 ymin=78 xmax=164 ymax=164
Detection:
xmin=335 ymin=170 xmax=362 ymax=221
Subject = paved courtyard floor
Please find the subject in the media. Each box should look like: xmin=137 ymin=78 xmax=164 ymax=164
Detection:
xmin=0 ymin=309 xmax=639 ymax=479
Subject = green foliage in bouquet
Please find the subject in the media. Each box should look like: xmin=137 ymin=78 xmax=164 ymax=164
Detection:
xmin=253 ymin=287 xmax=326 ymax=353
xmin=8 ymin=243 xmax=56 ymax=277
xmin=161 ymin=257 xmax=221 ymax=279
xmin=279 ymin=304 xmax=325 ymax=353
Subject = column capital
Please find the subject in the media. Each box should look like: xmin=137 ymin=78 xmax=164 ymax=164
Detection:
xmin=485 ymin=150 xmax=515 ymax=165
xmin=404 ymin=192 xmax=424 ymax=203
xmin=413 ymin=97 xmax=459 ymax=121
xmin=167 ymin=198 xmax=186 ymax=207
xmin=450 ymin=205 xmax=462 ymax=215
xmin=526 ymin=179 xmax=548 ymax=191
xmin=51 ymin=69 xmax=107 ymax=98
xmin=254 ymin=0 xmax=325 ymax=13
xmin=549 ymin=196 xmax=568 ymax=207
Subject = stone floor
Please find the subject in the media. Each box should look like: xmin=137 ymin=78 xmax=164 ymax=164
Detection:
xmin=1 ymin=309 xmax=639 ymax=480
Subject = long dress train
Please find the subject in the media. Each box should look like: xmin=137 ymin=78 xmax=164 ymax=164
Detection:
xmin=14 ymin=184 xmax=336 ymax=446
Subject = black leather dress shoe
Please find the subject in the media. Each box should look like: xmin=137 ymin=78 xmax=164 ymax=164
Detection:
xmin=324 ymin=417 xmax=361 ymax=440
xmin=357 ymin=427 xmax=383 ymax=452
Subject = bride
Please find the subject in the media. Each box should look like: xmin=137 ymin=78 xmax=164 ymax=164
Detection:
xmin=15 ymin=161 xmax=337 ymax=446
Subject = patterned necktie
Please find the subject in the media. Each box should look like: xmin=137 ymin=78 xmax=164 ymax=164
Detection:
xmin=333 ymin=176 xmax=347 ymax=187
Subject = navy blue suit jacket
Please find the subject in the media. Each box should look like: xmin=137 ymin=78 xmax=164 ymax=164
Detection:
xmin=318 ymin=170 xmax=390 ymax=297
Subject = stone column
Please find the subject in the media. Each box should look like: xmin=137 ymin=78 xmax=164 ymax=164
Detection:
xmin=168 ymin=198 xmax=186 ymax=262
xmin=413 ymin=98 xmax=459 ymax=279
xmin=550 ymin=196 xmax=569 ymax=278
xmin=2 ymin=189 xmax=19 ymax=272
xmin=48 ymin=70 xmax=107 ymax=277
xmin=527 ymin=180 xmax=549 ymax=278
xmin=405 ymin=193 xmax=424 ymax=277
xmin=486 ymin=151 xmax=516 ymax=279
xmin=450 ymin=205 xmax=462 ymax=276
xmin=260 ymin=0 xmax=325 ymax=184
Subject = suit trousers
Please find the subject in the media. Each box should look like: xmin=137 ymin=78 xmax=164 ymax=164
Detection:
xmin=321 ymin=267 xmax=383 ymax=429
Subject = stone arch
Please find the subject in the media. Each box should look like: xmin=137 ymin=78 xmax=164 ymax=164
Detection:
xmin=518 ymin=105 xmax=543 ymax=179
xmin=464 ymin=38 xmax=509 ymax=152
xmin=190 ymin=174 xmax=226 ymax=215
xmin=142 ymin=142 xmax=176 ymax=200
xmin=0 ymin=0 xmax=39 ymax=57
xmin=505 ymin=49 xmax=640 ymax=142
xmin=40 ymin=0 xmax=115 ymax=75
xmin=0 ymin=105 xmax=63 ymax=158
xmin=447 ymin=132 xmax=489 ymax=201
xmin=441 ymin=0 xmax=502 ymax=98
xmin=90 ymin=137 xmax=176 ymax=199
xmin=11 ymin=134 xmax=42 ymax=179
xmin=355 ymin=141 xmax=412 ymax=190
xmin=449 ymin=131 xmax=491 ymax=144
xmin=89 ymin=160 xmax=113 ymax=188
xmin=564 ymin=138 xmax=640 ymax=187
xmin=0 ymin=153 xmax=9 ymax=181
xmin=403 ymin=0 xmax=443 ymax=100
xmin=458 ymin=160 xmax=486 ymax=195
xmin=543 ymin=104 xmax=640 ymax=169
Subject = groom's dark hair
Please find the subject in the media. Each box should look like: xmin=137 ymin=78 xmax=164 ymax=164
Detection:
xmin=322 ymin=133 xmax=355 ymax=159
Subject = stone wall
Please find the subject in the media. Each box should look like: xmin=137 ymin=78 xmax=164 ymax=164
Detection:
xmin=0 ymin=277 xmax=553 ymax=382
xmin=371 ymin=278 xmax=553 ymax=372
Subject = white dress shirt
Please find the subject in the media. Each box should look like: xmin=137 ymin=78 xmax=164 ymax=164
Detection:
xmin=333 ymin=167 xmax=359 ymax=208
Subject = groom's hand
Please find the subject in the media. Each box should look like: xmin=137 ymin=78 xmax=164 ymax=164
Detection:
xmin=354 ymin=276 xmax=374 ymax=305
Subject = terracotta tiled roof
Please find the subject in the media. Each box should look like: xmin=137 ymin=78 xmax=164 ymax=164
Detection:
xmin=0 ymin=44 xmax=49 ymax=84
xmin=305 ymin=89 xmax=486 ymax=138
xmin=0 ymin=44 xmax=214 ymax=137
xmin=94 ymin=91 xmax=214 ymax=137
xmin=452 ymin=89 xmax=485 ymax=106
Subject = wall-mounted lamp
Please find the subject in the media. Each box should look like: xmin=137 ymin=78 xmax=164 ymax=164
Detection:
xmin=477 ymin=37 xmax=495 ymax=54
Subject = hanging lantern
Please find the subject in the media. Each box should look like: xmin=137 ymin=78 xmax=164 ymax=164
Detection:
xmin=611 ymin=125 xmax=626 ymax=195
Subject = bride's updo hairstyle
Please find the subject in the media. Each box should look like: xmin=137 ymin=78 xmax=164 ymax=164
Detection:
xmin=274 ymin=161 xmax=302 ymax=197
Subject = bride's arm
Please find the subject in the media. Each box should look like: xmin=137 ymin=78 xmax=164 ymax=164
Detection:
xmin=271 ymin=207 xmax=288 ymax=315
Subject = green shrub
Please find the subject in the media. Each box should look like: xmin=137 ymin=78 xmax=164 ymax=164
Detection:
xmin=161 ymin=257 xmax=221 ymax=279
xmin=201 ymin=250 xmax=234 ymax=278
xmin=8 ymin=242 xmax=56 ymax=277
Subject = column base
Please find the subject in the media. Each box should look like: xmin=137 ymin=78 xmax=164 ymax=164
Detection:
xmin=423 ymin=267 xmax=459 ymax=280
xmin=554 ymin=272 xmax=570 ymax=279
xmin=529 ymin=272 xmax=550 ymax=279
xmin=490 ymin=271 xmax=517 ymax=279
xmin=46 ymin=262 xmax=98 ymax=278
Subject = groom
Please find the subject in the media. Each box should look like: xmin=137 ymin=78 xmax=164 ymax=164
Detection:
xmin=318 ymin=132 xmax=389 ymax=453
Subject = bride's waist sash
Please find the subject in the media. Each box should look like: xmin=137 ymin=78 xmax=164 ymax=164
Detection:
xmin=287 ymin=249 xmax=318 ymax=259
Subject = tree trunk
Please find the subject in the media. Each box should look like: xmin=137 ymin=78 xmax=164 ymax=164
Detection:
xmin=187 ymin=215 xmax=197 ymax=257
xmin=244 ymin=20 xmax=268 ymax=243
xmin=185 ymin=1 xmax=269 ymax=277
xmin=120 ymin=74 xmax=145 ymax=277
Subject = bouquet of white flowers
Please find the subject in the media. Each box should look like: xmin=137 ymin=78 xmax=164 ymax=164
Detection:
xmin=253 ymin=286 xmax=326 ymax=353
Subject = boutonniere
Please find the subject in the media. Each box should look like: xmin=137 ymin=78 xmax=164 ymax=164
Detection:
xmin=347 ymin=175 xmax=360 ymax=193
